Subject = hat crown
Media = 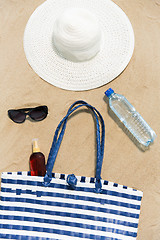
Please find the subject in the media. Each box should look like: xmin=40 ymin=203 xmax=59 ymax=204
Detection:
xmin=52 ymin=8 xmax=102 ymax=62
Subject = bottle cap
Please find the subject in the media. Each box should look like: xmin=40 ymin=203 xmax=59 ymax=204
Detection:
xmin=105 ymin=88 xmax=114 ymax=97
xmin=32 ymin=138 xmax=40 ymax=153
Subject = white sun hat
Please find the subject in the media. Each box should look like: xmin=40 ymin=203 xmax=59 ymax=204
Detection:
xmin=23 ymin=0 xmax=134 ymax=91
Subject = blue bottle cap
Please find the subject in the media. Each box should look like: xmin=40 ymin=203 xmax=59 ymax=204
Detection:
xmin=105 ymin=88 xmax=114 ymax=97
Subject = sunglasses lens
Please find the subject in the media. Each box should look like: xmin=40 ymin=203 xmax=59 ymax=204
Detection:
xmin=8 ymin=110 xmax=26 ymax=123
xmin=30 ymin=106 xmax=48 ymax=121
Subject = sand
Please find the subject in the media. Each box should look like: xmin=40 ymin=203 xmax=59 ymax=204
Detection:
xmin=0 ymin=0 xmax=160 ymax=239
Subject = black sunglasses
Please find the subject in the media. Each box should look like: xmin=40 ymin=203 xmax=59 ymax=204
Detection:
xmin=8 ymin=106 xmax=48 ymax=123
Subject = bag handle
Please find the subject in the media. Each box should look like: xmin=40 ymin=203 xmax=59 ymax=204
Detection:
xmin=50 ymin=100 xmax=105 ymax=165
xmin=43 ymin=101 xmax=105 ymax=193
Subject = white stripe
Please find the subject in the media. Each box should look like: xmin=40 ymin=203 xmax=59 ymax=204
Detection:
xmin=1 ymin=191 xmax=140 ymax=215
xmin=0 ymin=210 xmax=138 ymax=233
xmin=1 ymin=182 xmax=142 ymax=206
xmin=0 ymin=199 xmax=140 ymax=224
xmin=1 ymin=173 xmax=143 ymax=197
xmin=0 ymin=220 xmax=136 ymax=240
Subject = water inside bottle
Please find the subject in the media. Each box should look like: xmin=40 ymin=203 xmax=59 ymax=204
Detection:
xmin=110 ymin=95 xmax=155 ymax=146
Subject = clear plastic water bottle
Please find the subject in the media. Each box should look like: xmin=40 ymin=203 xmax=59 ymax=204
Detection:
xmin=105 ymin=88 xmax=156 ymax=147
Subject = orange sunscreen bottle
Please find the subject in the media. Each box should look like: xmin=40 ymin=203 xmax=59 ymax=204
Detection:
xmin=29 ymin=138 xmax=46 ymax=176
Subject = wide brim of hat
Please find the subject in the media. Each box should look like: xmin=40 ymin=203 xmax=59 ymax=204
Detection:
xmin=23 ymin=0 xmax=134 ymax=91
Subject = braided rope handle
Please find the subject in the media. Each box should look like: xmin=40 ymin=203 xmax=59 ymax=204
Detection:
xmin=43 ymin=101 xmax=105 ymax=193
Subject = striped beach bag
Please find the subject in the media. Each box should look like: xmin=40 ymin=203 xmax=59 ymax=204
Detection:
xmin=0 ymin=101 xmax=143 ymax=239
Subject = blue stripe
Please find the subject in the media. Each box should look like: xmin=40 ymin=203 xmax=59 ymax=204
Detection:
xmin=0 ymin=223 xmax=137 ymax=239
xmin=0 ymin=215 xmax=137 ymax=237
xmin=1 ymin=178 xmax=142 ymax=201
xmin=0 ymin=233 xmax=120 ymax=240
xmin=1 ymin=187 xmax=140 ymax=210
xmin=8 ymin=172 xmax=139 ymax=192
xmin=0 ymin=234 xmax=50 ymax=240
xmin=0 ymin=205 xmax=138 ymax=229
xmin=1 ymin=196 xmax=140 ymax=219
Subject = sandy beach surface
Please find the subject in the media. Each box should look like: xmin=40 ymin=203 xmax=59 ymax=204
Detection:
xmin=0 ymin=0 xmax=160 ymax=239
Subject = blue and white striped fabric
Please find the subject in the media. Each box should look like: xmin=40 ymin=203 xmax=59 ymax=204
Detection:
xmin=0 ymin=101 xmax=143 ymax=239
xmin=0 ymin=171 xmax=143 ymax=240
